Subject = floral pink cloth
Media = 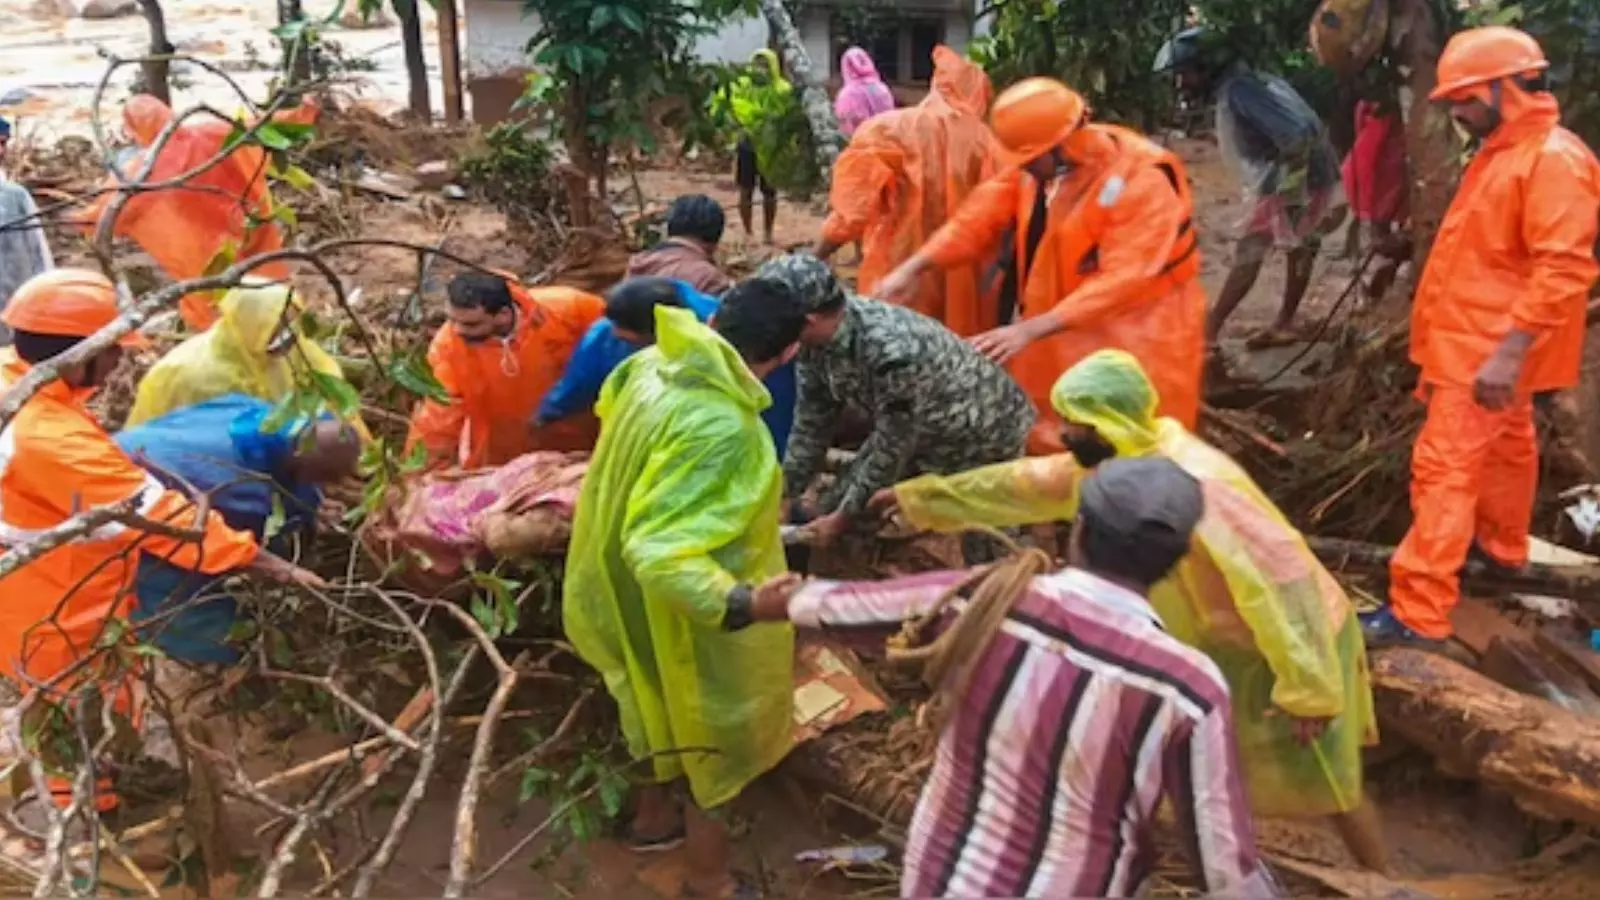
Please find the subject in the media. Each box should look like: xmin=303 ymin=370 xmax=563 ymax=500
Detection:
xmin=364 ymin=451 xmax=588 ymax=586
xmin=834 ymin=47 xmax=896 ymax=137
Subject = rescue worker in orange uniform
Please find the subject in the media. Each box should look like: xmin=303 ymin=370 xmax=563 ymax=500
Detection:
xmin=1362 ymin=27 xmax=1600 ymax=647
xmin=407 ymin=271 xmax=605 ymax=469
xmin=813 ymin=46 xmax=998 ymax=336
xmin=0 ymin=270 xmax=322 ymax=809
xmin=876 ymin=78 xmax=1206 ymax=455
xmin=82 ymin=95 xmax=318 ymax=332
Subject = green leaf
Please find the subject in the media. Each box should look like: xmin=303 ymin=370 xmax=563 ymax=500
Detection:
xmin=389 ymin=352 xmax=452 ymax=403
xmin=598 ymin=776 xmax=625 ymax=818
xmin=129 ymin=643 xmax=167 ymax=658
xmin=264 ymin=494 xmax=287 ymax=543
xmin=272 ymin=163 xmax=318 ymax=191
xmin=615 ymin=6 xmax=645 ymax=32
xmin=566 ymin=804 xmax=596 ymax=842
xmin=271 ymin=203 xmax=299 ymax=230
xmin=255 ymin=124 xmax=294 ymax=151
xmin=470 ymin=595 xmax=499 ymax=638
xmin=519 ymin=766 xmax=554 ymax=803
xmin=588 ymin=5 xmax=614 ymax=30
xmin=309 ymin=369 xmax=362 ymax=418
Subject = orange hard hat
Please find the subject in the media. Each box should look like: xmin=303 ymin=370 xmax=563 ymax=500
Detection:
xmin=2 ymin=269 xmax=147 ymax=347
xmin=1430 ymin=26 xmax=1548 ymax=101
xmin=990 ymin=78 xmax=1087 ymax=167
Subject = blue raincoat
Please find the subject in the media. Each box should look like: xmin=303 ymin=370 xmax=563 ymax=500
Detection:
xmin=537 ymin=280 xmax=797 ymax=456
xmin=115 ymin=395 xmax=321 ymax=663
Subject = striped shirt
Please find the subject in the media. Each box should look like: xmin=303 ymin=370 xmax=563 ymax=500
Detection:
xmin=789 ymin=567 xmax=1278 ymax=899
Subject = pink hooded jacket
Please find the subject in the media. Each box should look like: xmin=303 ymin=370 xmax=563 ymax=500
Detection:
xmin=834 ymin=47 xmax=896 ymax=137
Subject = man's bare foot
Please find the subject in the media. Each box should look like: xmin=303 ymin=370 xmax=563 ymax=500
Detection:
xmin=683 ymin=871 xmax=759 ymax=899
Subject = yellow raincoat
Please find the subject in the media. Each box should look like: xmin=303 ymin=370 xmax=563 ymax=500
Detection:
xmin=128 ymin=283 xmax=352 ymax=428
xmin=892 ymin=349 xmax=1375 ymax=817
xmin=562 ymin=306 xmax=793 ymax=809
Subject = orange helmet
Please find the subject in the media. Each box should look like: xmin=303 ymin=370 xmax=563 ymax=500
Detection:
xmin=2 ymin=269 xmax=147 ymax=347
xmin=991 ymin=78 xmax=1087 ymax=167
xmin=1430 ymin=26 xmax=1548 ymax=101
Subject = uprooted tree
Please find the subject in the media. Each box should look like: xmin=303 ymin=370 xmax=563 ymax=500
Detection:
xmin=0 ymin=22 xmax=626 ymax=898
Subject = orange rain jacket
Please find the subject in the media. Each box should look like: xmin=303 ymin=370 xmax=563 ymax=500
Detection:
xmin=920 ymin=125 xmax=1206 ymax=454
xmin=83 ymin=96 xmax=318 ymax=332
xmin=820 ymin=47 xmax=998 ymax=335
xmin=0 ymin=352 xmax=259 ymax=689
xmin=1409 ymin=91 xmax=1600 ymax=394
xmin=407 ymin=285 xmax=605 ymax=469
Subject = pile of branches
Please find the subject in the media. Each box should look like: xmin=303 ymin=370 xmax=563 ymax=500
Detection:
xmin=0 ymin=46 xmax=629 ymax=899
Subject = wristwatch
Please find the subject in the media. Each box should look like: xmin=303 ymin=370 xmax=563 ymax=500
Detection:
xmin=722 ymin=584 xmax=754 ymax=632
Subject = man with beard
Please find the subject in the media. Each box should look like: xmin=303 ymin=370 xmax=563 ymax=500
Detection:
xmin=1360 ymin=27 xmax=1600 ymax=648
xmin=407 ymin=272 xmax=604 ymax=469
xmin=867 ymin=349 xmax=1388 ymax=872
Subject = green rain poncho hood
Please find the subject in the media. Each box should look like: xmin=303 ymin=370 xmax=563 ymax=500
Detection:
xmin=891 ymin=349 xmax=1376 ymax=818
xmin=562 ymin=306 xmax=793 ymax=808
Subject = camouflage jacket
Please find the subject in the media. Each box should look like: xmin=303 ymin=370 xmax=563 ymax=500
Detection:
xmin=784 ymin=298 xmax=1035 ymax=517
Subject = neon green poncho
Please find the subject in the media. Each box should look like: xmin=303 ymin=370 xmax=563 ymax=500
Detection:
xmin=562 ymin=306 xmax=794 ymax=809
xmin=893 ymin=349 xmax=1376 ymax=817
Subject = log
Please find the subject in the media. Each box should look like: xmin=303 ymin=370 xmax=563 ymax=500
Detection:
xmin=756 ymin=0 xmax=844 ymax=185
xmin=1307 ymin=536 xmax=1600 ymax=610
xmin=1370 ymin=647 xmax=1600 ymax=825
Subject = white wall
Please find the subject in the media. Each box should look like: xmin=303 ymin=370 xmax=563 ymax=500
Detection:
xmin=693 ymin=14 xmax=768 ymax=64
xmin=799 ymin=7 xmax=833 ymax=79
xmin=464 ymin=0 xmax=535 ymax=80
xmin=465 ymin=0 xmax=769 ymax=79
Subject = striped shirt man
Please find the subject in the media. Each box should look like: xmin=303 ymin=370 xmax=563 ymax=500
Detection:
xmin=788 ymin=566 xmax=1278 ymax=899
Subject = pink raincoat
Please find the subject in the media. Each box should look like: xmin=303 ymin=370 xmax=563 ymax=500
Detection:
xmin=834 ymin=47 xmax=896 ymax=137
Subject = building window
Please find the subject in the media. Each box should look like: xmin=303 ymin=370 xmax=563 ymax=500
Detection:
xmin=907 ymin=19 xmax=943 ymax=82
xmin=832 ymin=12 xmax=945 ymax=84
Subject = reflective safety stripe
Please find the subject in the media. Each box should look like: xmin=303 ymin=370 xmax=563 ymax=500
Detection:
xmin=0 ymin=424 xmax=167 ymax=547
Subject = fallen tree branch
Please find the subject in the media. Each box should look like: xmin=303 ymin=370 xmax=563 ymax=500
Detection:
xmin=1307 ymin=536 xmax=1600 ymax=604
xmin=1371 ymin=647 xmax=1600 ymax=825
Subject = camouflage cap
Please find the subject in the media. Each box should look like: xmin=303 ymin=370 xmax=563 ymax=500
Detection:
xmin=754 ymin=253 xmax=848 ymax=313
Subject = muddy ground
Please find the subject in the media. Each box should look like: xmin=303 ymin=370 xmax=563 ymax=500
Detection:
xmin=9 ymin=3 xmax=1600 ymax=897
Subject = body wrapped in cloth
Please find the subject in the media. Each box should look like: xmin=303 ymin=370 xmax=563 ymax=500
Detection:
xmin=891 ymin=350 xmax=1377 ymax=817
xmin=363 ymin=451 xmax=588 ymax=592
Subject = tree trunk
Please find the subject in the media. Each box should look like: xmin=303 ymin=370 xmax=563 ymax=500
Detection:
xmin=1387 ymin=0 xmax=1456 ymax=303
xmin=136 ymin=0 xmax=173 ymax=105
xmin=277 ymin=0 xmax=313 ymax=86
xmin=756 ymin=0 xmax=844 ymax=185
xmin=396 ymin=0 xmax=432 ymax=121
xmin=436 ymin=0 xmax=465 ymax=124
xmin=1370 ymin=647 xmax=1600 ymax=826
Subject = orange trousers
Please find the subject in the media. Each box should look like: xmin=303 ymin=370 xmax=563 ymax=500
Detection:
xmin=1389 ymin=385 xmax=1537 ymax=638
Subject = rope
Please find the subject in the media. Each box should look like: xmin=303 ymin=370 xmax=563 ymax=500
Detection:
xmin=885 ymin=526 xmax=1051 ymax=731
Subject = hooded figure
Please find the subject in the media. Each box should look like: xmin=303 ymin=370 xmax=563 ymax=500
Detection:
xmin=720 ymin=49 xmax=796 ymax=244
xmin=562 ymin=304 xmax=794 ymax=852
xmin=877 ymin=350 xmax=1382 ymax=865
xmin=833 ymin=47 xmax=896 ymax=137
xmin=876 ymin=78 xmax=1205 ymax=453
xmin=1364 ymin=27 xmax=1600 ymax=648
xmin=817 ymin=47 xmax=998 ymax=335
xmin=81 ymin=95 xmax=316 ymax=332
xmin=128 ymin=282 xmax=355 ymax=429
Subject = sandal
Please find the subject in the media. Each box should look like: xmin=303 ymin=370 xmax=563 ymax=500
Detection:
xmin=1243 ymin=327 xmax=1301 ymax=350
xmin=622 ymin=823 xmax=686 ymax=854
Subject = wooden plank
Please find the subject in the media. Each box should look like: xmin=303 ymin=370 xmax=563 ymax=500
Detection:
xmin=1479 ymin=635 xmax=1600 ymax=718
xmin=1451 ymin=596 xmax=1525 ymax=658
